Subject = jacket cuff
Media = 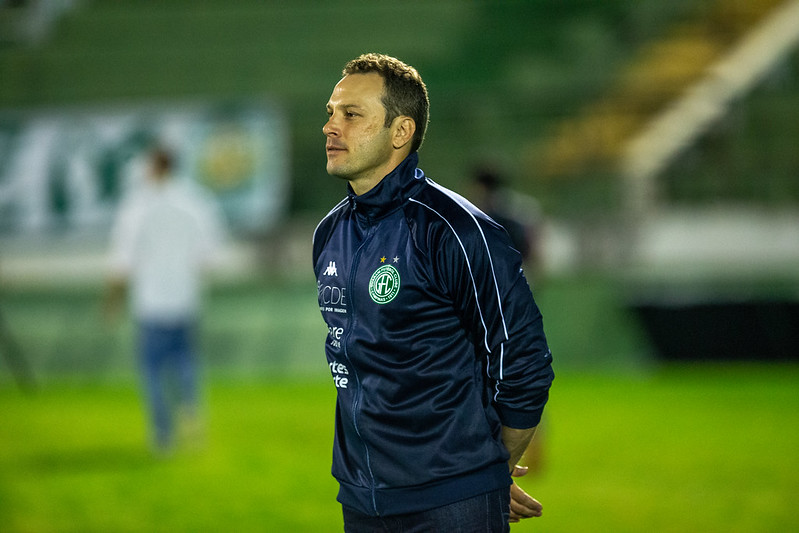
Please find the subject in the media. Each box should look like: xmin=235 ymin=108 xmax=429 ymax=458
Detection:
xmin=496 ymin=404 xmax=545 ymax=429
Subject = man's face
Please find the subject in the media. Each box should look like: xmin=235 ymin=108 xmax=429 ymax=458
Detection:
xmin=323 ymin=72 xmax=395 ymax=189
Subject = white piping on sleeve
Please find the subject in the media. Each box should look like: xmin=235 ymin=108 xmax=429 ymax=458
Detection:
xmin=409 ymin=197 xmax=491 ymax=351
xmin=424 ymin=181 xmax=509 ymax=340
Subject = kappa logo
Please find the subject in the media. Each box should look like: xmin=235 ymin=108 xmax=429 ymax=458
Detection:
xmin=323 ymin=261 xmax=338 ymax=276
xmin=368 ymin=264 xmax=401 ymax=304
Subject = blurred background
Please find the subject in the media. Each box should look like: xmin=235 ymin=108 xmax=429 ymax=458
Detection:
xmin=1 ymin=1 xmax=798 ymax=531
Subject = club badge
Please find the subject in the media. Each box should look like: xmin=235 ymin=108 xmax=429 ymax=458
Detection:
xmin=368 ymin=264 xmax=401 ymax=304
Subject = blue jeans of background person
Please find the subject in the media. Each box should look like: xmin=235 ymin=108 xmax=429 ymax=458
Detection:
xmin=138 ymin=321 xmax=198 ymax=450
xmin=342 ymin=487 xmax=511 ymax=533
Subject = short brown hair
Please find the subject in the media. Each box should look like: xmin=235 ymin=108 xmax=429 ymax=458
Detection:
xmin=151 ymin=146 xmax=174 ymax=176
xmin=343 ymin=53 xmax=429 ymax=153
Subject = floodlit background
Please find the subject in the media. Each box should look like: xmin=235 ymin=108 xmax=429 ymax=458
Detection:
xmin=1 ymin=1 xmax=798 ymax=532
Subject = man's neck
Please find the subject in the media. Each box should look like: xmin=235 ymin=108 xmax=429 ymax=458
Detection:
xmin=348 ymin=151 xmax=411 ymax=196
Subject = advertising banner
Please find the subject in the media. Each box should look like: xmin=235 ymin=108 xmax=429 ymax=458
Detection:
xmin=0 ymin=100 xmax=289 ymax=241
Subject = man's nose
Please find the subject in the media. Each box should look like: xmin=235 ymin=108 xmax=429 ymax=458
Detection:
xmin=323 ymin=117 xmax=338 ymax=137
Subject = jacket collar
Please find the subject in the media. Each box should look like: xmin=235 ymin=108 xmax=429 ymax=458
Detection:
xmin=347 ymin=152 xmax=424 ymax=221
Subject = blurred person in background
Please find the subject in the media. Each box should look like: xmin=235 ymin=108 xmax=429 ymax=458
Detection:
xmin=104 ymin=145 xmax=226 ymax=455
xmin=313 ymin=53 xmax=554 ymax=532
xmin=469 ymin=165 xmax=543 ymax=273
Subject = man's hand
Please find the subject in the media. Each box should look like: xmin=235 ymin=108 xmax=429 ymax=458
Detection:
xmin=509 ymin=464 xmax=543 ymax=523
xmin=102 ymin=277 xmax=128 ymax=325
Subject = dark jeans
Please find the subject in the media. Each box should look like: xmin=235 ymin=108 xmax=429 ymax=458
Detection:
xmin=342 ymin=487 xmax=510 ymax=533
xmin=138 ymin=321 xmax=198 ymax=449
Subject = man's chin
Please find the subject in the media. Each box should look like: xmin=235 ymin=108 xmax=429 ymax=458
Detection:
xmin=326 ymin=164 xmax=350 ymax=180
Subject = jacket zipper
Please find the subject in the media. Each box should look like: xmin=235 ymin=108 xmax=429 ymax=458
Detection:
xmin=343 ymin=222 xmax=380 ymax=515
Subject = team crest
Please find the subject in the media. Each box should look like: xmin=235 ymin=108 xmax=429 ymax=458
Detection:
xmin=368 ymin=264 xmax=401 ymax=304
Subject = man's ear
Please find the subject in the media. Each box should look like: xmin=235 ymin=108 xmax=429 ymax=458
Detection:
xmin=391 ymin=116 xmax=416 ymax=150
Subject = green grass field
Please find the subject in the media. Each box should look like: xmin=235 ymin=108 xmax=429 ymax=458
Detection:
xmin=1 ymin=276 xmax=798 ymax=531
xmin=1 ymin=366 xmax=798 ymax=532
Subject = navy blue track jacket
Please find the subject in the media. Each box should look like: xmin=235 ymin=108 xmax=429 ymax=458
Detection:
xmin=312 ymin=153 xmax=554 ymax=517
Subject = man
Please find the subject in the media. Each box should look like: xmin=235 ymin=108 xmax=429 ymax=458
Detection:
xmin=313 ymin=53 xmax=554 ymax=531
xmin=106 ymin=146 xmax=225 ymax=454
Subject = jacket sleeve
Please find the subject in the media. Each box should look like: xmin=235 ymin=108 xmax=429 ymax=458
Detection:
xmin=434 ymin=211 xmax=553 ymax=429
